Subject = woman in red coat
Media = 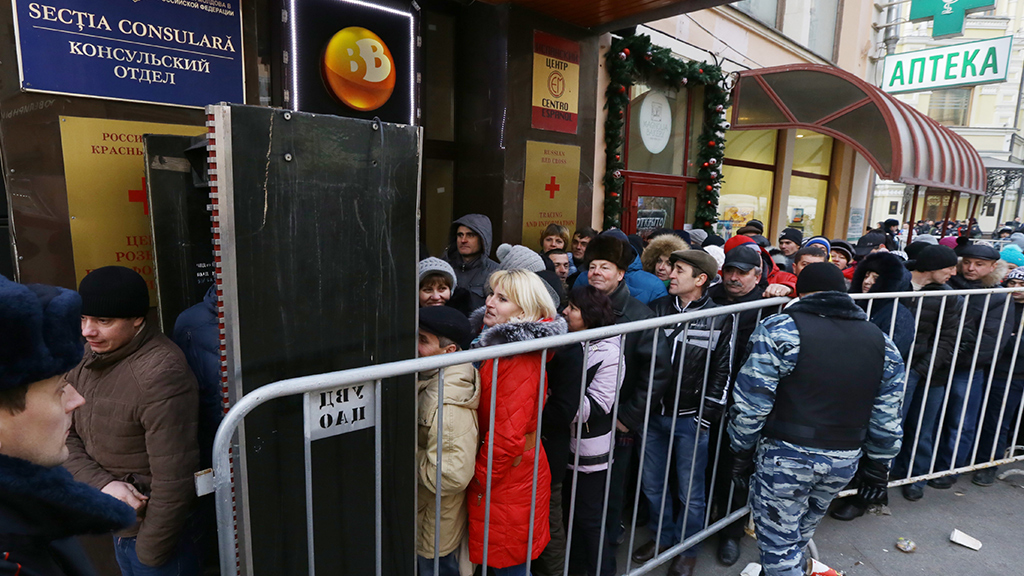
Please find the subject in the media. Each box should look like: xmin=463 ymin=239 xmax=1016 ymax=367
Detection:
xmin=467 ymin=269 xmax=568 ymax=575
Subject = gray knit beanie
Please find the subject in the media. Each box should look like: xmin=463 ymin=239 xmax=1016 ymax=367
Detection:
xmin=418 ymin=257 xmax=457 ymax=289
xmin=496 ymin=244 xmax=545 ymax=273
xmin=688 ymin=229 xmax=708 ymax=246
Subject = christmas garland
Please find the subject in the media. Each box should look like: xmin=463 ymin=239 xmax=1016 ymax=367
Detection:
xmin=603 ymin=34 xmax=732 ymax=231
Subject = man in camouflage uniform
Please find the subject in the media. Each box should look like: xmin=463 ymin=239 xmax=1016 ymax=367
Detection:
xmin=728 ymin=263 xmax=906 ymax=576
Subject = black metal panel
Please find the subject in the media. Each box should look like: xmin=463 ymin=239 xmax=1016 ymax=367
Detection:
xmin=145 ymin=135 xmax=216 ymax=335
xmin=220 ymin=105 xmax=417 ymax=576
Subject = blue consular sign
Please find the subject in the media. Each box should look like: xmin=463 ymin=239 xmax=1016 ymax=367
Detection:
xmin=881 ymin=36 xmax=1013 ymax=94
xmin=11 ymin=1 xmax=244 ymax=108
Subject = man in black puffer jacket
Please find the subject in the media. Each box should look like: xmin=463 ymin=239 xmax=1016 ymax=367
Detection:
xmin=894 ymin=245 xmax=966 ymax=501
xmin=633 ymin=250 xmax=731 ymax=576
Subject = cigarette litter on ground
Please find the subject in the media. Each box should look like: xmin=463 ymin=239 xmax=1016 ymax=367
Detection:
xmin=739 ymin=562 xmax=762 ymax=576
xmin=896 ymin=538 xmax=916 ymax=553
xmin=950 ymin=529 xmax=982 ymax=550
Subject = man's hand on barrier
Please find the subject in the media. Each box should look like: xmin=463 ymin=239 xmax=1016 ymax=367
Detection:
xmin=616 ymin=420 xmax=629 ymax=433
xmin=730 ymin=447 xmax=756 ymax=491
xmin=855 ymin=456 xmax=889 ymax=504
xmin=763 ymin=284 xmax=793 ymax=298
xmin=102 ymin=480 xmax=149 ymax=511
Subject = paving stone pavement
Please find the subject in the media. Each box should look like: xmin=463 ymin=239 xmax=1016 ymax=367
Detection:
xmin=611 ymin=463 xmax=1024 ymax=576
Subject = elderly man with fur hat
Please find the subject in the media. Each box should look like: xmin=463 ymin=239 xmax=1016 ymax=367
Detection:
xmin=65 ymin=266 xmax=201 ymax=573
xmin=0 ymin=275 xmax=135 ymax=575
xmin=573 ymin=230 xmax=667 ymax=304
xmin=929 ymin=243 xmax=1013 ymax=488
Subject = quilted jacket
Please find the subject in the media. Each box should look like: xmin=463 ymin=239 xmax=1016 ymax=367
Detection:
xmin=466 ymin=312 xmax=567 ymax=568
xmin=416 ymin=363 xmax=480 ymax=559
xmin=64 ymin=321 xmax=199 ymax=567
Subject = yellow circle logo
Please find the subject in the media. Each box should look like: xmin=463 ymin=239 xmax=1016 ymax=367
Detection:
xmin=321 ymin=27 xmax=396 ymax=111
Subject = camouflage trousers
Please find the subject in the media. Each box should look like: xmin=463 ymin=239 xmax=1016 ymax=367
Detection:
xmin=751 ymin=439 xmax=860 ymax=576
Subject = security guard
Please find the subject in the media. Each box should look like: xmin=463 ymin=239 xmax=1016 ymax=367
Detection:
xmin=728 ymin=263 xmax=906 ymax=576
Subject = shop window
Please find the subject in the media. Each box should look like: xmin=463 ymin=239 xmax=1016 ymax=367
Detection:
xmin=720 ymin=130 xmax=777 ymax=237
xmin=889 ymin=201 xmax=899 ymax=215
xmin=792 ymin=130 xmax=832 ymax=175
xmin=788 ymin=175 xmax=828 ymax=236
xmin=928 ymin=88 xmax=971 ymax=127
xmin=627 ymin=84 xmax=703 ymax=177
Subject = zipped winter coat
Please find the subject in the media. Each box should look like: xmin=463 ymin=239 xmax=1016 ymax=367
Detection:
xmin=568 ymin=336 xmax=624 ymax=473
xmin=0 ymin=454 xmax=134 ymax=576
xmin=850 ymin=252 xmax=915 ymax=361
xmin=540 ymin=344 xmax=583 ymax=486
xmin=948 ymin=260 xmax=1013 ymax=370
xmin=907 ymin=283 xmax=966 ymax=386
xmin=416 ymin=363 xmax=481 ymax=559
xmin=442 ymin=215 xmax=500 ymax=312
xmin=648 ymin=292 xmax=733 ymax=426
xmin=708 ymin=282 xmax=770 ymax=374
xmin=605 ymin=282 xmax=673 ymax=432
xmin=64 ymin=321 xmax=200 ymax=567
xmin=466 ymin=312 xmax=567 ymax=568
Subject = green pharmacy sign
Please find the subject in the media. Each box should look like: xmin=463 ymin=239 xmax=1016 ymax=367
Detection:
xmin=882 ymin=35 xmax=1012 ymax=94
xmin=909 ymin=0 xmax=997 ymax=39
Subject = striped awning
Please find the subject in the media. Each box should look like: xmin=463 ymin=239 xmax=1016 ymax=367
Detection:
xmin=731 ymin=64 xmax=986 ymax=196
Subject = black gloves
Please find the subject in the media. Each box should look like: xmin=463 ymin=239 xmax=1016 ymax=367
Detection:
xmin=730 ymin=447 xmax=756 ymax=491
xmin=856 ymin=456 xmax=889 ymax=505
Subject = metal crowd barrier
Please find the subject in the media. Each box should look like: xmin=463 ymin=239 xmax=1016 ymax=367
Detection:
xmin=212 ymin=286 xmax=1024 ymax=576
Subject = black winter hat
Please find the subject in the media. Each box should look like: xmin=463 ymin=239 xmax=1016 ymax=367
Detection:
xmin=745 ymin=219 xmax=765 ymax=234
xmin=909 ymin=245 xmax=958 ymax=272
xmin=855 ymin=231 xmax=887 ymax=256
xmin=78 ymin=266 xmax=150 ymax=318
xmin=419 ymin=306 xmax=472 ymax=350
xmin=779 ymin=228 xmax=803 ymax=245
xmin=584 ymin=233 xmax=632 ymax=271
xmin=702 ymin=233 xmax=726 ymax=248
xmin=0 ymin=275 xmax=84 ymax=389
xmin=795 ymin=262 xmax=847 ymax=295
xmin=905 ymin=241 xmax=931 ymax=261
xmin=958 ymin=243 xmax=1000 ymax=261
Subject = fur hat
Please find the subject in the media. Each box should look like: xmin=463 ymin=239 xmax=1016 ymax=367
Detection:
xmin=0 ymin=275 xmax=84 ymax=389
xmin=641 ymin=234 xmax=688 ymax=274
xmin=496 ymin=244 xmax=545 ymax=273
xmin=584 ymin=233 xmax=633 ymax=271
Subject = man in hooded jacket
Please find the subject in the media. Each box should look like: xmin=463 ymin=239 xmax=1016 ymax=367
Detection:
xmin=442 ymin=214 xmax=500 ymax=313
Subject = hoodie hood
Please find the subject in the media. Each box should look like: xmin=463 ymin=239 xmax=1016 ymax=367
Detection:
xmin=445 ymin=214 xmax=494 ymax=261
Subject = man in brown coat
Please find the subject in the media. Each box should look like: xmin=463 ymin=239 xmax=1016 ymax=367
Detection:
xmin=65 ymin=266 xmax=201 ymax=574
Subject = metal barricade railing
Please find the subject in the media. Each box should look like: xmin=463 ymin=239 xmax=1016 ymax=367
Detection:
xmin=212 ymin=286 xmax=1024 ymax=576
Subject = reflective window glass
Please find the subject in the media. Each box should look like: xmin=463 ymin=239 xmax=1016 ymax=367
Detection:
xmin=718 ymin=165 xmax=774 ymax=237
xmin=636 ymin=196 xmax=676 ymax=237
xmin=724 ymin=129 xmax=777 ymax=166
xmin=733 ymin=0 xmax=779 ymax=26
xmin=788 ymin=175 xmax=829 ymax=236
xmin=792 ymin=130 xmax=833 ymax=175
xmin=927 ymin=88 xmax=971 ymax=127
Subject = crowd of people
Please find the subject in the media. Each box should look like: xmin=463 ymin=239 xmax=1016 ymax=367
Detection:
xmin=415 ymin=214 xmax=1024 ymax=576
xmin=1 ymin=211 xmax=1023 ymax=576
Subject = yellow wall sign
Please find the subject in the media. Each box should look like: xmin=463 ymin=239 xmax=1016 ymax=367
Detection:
xmin=60 ymin=116 xmax=206 ymax=306
xmin=522 ymin=141 xmax=580 ymax=250
xmin=531 ymin=31 xmax=580 ymax=134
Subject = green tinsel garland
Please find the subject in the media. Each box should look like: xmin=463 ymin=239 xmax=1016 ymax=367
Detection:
xmin=603 ymin=34 xmax=732 ymax=232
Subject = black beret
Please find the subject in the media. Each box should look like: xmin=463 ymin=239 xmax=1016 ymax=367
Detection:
xmin=419 ymin=306 xmax=472 ymax=350
xmin=957 ymin=243 xmax=1000 ymax=261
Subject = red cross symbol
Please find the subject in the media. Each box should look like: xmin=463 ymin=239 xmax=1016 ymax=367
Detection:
xmin=128 ymin=177 xmax=148 ymax=215
xmin=545 ymin=176 xmax=560 ymax=199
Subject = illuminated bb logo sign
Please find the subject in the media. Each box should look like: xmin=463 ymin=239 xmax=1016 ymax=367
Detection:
xmin=321 ymin=27 xmax=396 ymax=111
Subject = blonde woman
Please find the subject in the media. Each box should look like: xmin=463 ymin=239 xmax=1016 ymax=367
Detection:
xmin=467 ymin=270 xmax=567 ymax=575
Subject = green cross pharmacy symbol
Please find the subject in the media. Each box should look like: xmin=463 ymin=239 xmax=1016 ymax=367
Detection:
xmin=909 ymin=0 xmax=996 ymax=39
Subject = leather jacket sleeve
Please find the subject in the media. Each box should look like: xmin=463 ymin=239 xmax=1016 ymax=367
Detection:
xmin=700 ymin=315 xmax=734 ymax=426
xmin=618 ymin=326 xmax=673 ymax=432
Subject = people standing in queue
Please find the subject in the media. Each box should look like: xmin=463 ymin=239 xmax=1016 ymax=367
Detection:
xmin=0 ymin=275 xmax=136 ymax=575
xmin=729 ymin=263 xmax=906 ymax=576
xmin=415 ymin=306 xmax=480 ymax=576
xmin=466 ymin=270 xmax=566 ymax=575
xmin=634 ymin=250 xmax=732 ymax=576
xmin=561 ymin=286 xmax=622 ymax=576
xmin=66 ymin=266 xmax=202 ymax=574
